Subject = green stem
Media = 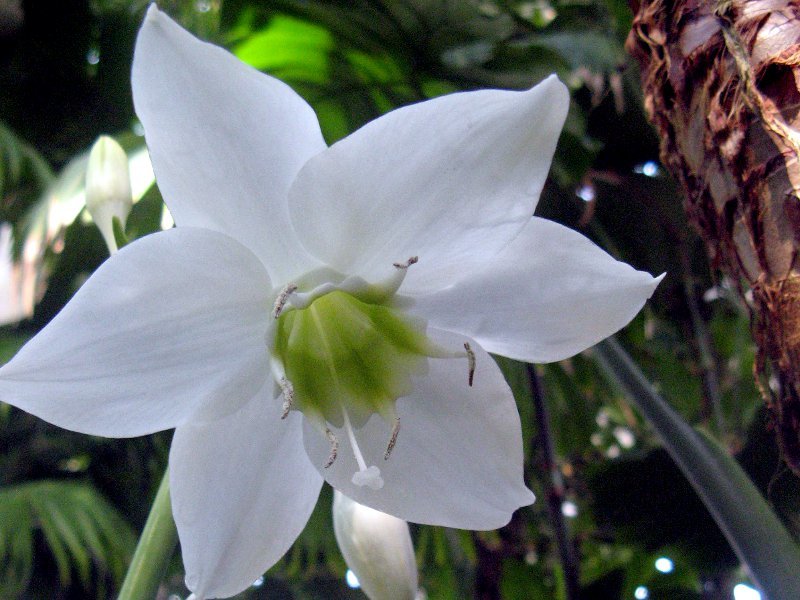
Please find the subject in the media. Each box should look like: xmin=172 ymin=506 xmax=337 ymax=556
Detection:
xmin=594 ymin=337 xmax=800 ymax=600
xmin=526 ymin=364 xmax=580 ymax=600
xmin=117 ymin=469 xmax=178 ymax=600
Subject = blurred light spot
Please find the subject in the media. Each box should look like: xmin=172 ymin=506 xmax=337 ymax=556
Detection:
xmin=644 ymin=317 xmax=656 ymax=340
xmin=195 ymin=0 xmax=211 ymax=12
xmin=595 ymin=409 xmax=609 ymax=428
xmin=606 ymin=444 xmax=621 ymax=459
xmin=590 ymin=432 xmax=603 ymax=447
xmin=477 ymin=1 xmax=500 ymax=16
xmin=768 ymin=374 xmax=780 ymax=393
xmin=634 ymin=161 xmax=660 ymax=177
xmin=733 ymin=583 xmax=761 ymax=600
xmin=518 ymin=1 xmax=557 ymax=25
xmin=59 ymin=455 xmax=89 ymax=473
xmin=167 ymin=595 xmax=182 ymax=600
xmin=576 ymin=183 xmax=595 ymax=202
xmin=634 ymin=586 xmax=649 ymax=599
xmin=346 ymin=569 xmax=360 ymax=589
xmin=132 ymin=120 xmax=145 ymax=137
xmin=441 ymin=41 xmax=493 ymax=68
xmin=128 ymin=146 xmax=156 ymax=201
xmin=252 ymin=576 xmax=264 ymax=587
xmin=561 ymin=500 xmax=578 ymax=518
xmin=161 ymin=206 xmax=175 ymax=230
xmin=524 ymin=549 xmax=538 ymax=565
xmin=613 ymin=426 xmax=635 ymax=449
xmin=86 ymin=47 xmax=100 ymax=65
xmin=655 ymin=557 xmax=674 ymax=573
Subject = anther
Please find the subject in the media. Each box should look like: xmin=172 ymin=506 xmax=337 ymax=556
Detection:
xmin=272 ymin=283 xmax=298 ymax=318
xmin=464 ymin=342 xmax=476 ymax=387
xmin=324 ymin=428 xmax=339 ymax=468
xmin=384 ymin=417 xmax=401 ymax=460
xmin=279 ymin=377 xmax=294 ymax=419
xmin=393 ymin=256 xmax=419 ymax=269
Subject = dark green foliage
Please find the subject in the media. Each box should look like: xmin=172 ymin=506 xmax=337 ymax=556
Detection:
xmin=587 ymin=449 xmax=737 ymax=571
xmin=0 ymin=480 xmax=135 ymax=598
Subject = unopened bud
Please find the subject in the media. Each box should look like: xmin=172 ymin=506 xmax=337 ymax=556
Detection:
xmin=85 ymin=136 xmax=132 ymax=254
xmin=333 ymin=490 xmax=418 ymax=600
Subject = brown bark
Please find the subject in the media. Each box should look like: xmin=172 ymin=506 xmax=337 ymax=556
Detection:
xmin=626 ymin=1 xmax=800 ymax=471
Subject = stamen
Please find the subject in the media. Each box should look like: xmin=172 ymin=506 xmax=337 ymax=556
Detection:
xmin=384 ymin=417 xmax=401 ymax=460
xmin=272 ymin=283 xmax=298 ymax=318
xmin=342 ymin=407 xmax=384 ymax=489
xmin=279 ymin=377 xmax=294 ymax=419
xmin=324 ymin=428 xmax=339 ymax=468
xmin=464 ymin=342 xmax=476 ymax=387
xmin=288 ymin=282 xmax=337 ymax=310
xmin=393 ymin=256 xmax=419 ymax=269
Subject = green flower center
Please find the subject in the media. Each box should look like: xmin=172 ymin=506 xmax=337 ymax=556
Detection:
xmin=266 ymin=262 xmax=470 ymax=490
xmin=273 ymin=290 xmax=434 ymax=430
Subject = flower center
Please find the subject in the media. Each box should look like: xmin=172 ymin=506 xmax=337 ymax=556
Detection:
xmin=266 ymin=260 xmax=462 ymax=490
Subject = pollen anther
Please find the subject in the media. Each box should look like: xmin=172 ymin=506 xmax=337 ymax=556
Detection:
xmin=464 ymin=342 xmax=476 ymax=386
xmin=324 ymin=428 xmax=339 ymax=468
xmin=279 ymin=377 xmax=294 ymax=419
xmin=384 ymin=417 xmax=401 ymax=460
xmin=272 ymin=283 xmax=298 ymax=318
xmin=393 ymin=256 xmax=419 ymax=269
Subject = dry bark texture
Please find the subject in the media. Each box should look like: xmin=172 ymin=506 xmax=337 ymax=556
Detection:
xmin=626 ymin=0 xmax=800 ymax=471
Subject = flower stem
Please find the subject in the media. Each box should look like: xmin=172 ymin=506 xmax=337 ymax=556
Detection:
xmin=117 ymin=468 xmax=177 ymax=600
xmin=526 ymin=363 xmax=581 ymax=600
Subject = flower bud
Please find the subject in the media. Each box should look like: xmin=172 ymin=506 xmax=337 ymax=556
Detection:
xmin=333 ymin=490 xmax=418 ymax=600
xmin=85 ymin=135 xmax=132 ymax=254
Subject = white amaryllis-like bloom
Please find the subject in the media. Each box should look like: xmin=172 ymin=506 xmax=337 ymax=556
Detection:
xmin=0 ymin=6 xmax=662 ymax=599
xmin=333 ymin=491 xmax=418 ymax=600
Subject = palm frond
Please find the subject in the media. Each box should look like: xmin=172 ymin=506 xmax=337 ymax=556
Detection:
xmin=0 ymin=479 xmax=135 ymax=598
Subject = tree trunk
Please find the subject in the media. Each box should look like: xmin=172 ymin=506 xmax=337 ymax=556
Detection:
xmin=626 ymin=1 xmax=800 ymax=471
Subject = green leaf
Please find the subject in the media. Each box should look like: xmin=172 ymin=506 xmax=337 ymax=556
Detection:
xmin=0 ymin=122 xmax=54 ymax=224
xmin=594 ymin=337 xmax=800 ymax=600
xmin=234 ymin=15 xmax=333 ymax=83
xmin=0 ymin=480 xmax=135 ymax=598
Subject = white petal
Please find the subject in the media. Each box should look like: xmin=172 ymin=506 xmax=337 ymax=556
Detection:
xmin=333 ymin=491 xmax=418 ymax=600
xmin=411 ymin=217 xmax=663 ymax=362
xmin=172 ymin=384 xmax=323 ymax=600
xmin=0 ymin=227 xmax=272 ymax=437
xmin=132 ymin=5 xmax=326 ymax=282
xmin=289 ymin=75 xmax=569 ymax=294
xmin=303 ymin=331 xmax=533 ymax=529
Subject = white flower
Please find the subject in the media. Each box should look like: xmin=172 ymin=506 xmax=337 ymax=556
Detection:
xmin=333 ymin=491 xmax=418 ymax=600
xmin=0 ymin=6 xmax=662 ymax=599
xmin=85 ymin=135 xmax=133 ymax=254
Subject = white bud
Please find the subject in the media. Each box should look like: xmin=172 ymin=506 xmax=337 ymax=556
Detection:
xmin=333 ymin=490 xmax=418 ymax=600
xmin=85 ymin=135 xmax=132 ymax=254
